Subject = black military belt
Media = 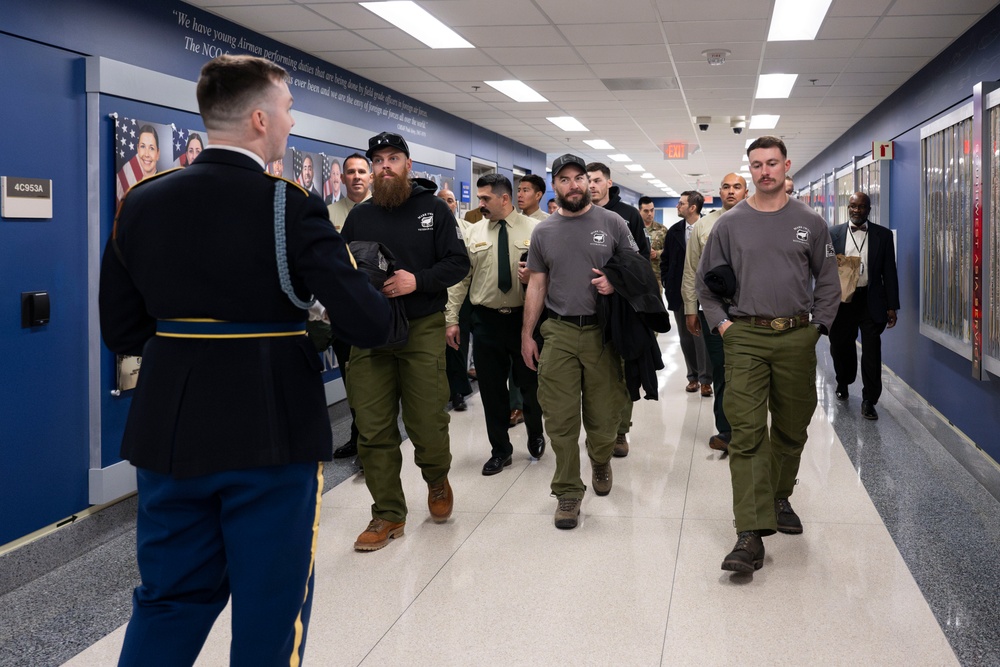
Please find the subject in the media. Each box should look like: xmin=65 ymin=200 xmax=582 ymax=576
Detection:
xmin=549 ymin=312 xmax=598 ymax=327
xmin=732 ymin=314 xmax=810 ymax=331
xmin=474 ymin=305 xmax=523 ymax=315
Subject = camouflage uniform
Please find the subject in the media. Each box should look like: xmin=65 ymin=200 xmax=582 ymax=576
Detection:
xmin=645 ymin=222 xmax=668 ymax=289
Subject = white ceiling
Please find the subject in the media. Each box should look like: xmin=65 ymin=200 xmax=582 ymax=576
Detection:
xmin=183 ymin=0 xmax=1000 ymax=197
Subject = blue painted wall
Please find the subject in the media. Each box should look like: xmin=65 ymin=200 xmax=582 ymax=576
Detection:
xmin=0 ymin=0 xmax=546 ymax=545
xmin=0 ymin=34 xmax=90 ymax=544
xmin=794 ymin=6 xmax=1000 ymax=463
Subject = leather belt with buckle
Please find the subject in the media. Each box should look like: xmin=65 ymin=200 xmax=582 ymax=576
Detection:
xmin=549 ymin=312 xmax=599 ymax=327
xmin=474 ymin=305 xmax=522 ymax=315
xmin=732 ymin=314 xmax=810 ymax=331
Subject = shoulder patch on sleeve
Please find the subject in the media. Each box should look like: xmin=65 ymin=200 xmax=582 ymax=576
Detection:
xmin=265 ymin=173 xmax=309 ymax=197
xmin=825 ymin=243 xmax=835 ymax=258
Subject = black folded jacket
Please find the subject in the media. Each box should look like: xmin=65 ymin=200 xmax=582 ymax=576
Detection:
xmin=704 ymin=264 xmax=737 ymax=299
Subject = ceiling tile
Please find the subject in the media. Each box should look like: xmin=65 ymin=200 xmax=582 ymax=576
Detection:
xmin=306 ymin=3 xmax=390 ymax=29
xmin=317 ymin=50 xmax=411 ymax=68
xmin=675 ymin=60 xmax=760 ymax=77
xmin=817 ymin=16 xmax=880 ymax=39
xmin=351 ymin=28 xmax=429 ymax=50
xmin=576 ymin=45 xmax=671 ymax=65
xmin=886 ymin=0 xmax=999 ymax=15
xmin=421 ymin=0 xmax=548 ymax=25
xmin=663 ymin=20 xmax=768 ymax=44
xmin=559 ymin=23 xmax=665 ymax=46
xmin=392 ymin=48 xmax=499 ymax=67
xmin=348 ymin=67 xmax=440 ymax=83
xmin=457 ymin=25 xmax=567 ymax=47
xmin=828 ymin=0 xmax=893 ymax=17
xmin=766 ymin=39 xmax=865 ymax=60
xmin=853 ymin=37 xmax=951 ymax=57
xmin=536 ymin=0 xmax=661 ymax=24
xmin=506 ymin=64 xmax=598 ymax=80
xmin=481 ymin=47 xmax=583 ymax=66
xmin=871 ymin=15 xmax=981 ymax=39
xmin=266 ymin=29 xmax=367 ymax=52
xmin=210 ymin=4 xmax=337 ymax=31
xmin=653 ymin=0 xmax=769 ymax=20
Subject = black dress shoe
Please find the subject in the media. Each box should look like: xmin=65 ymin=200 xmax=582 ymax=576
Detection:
xmin=835 ymin=385 xmax=849 ymax=400
xmin=482 ymin=455 xmax=512 ymax=476
xmin=527 ymin=435 xmax=546 ymax=459
xmin=451 ymin=393 xmax=467 ymax=411
xmin=333 ymin=440 xmax=358 ymax=459
xmin=861 ymin=400 xmax=879 ymax=420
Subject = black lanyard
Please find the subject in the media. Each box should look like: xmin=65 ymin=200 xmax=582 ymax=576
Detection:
xmin=850 ymin=226 xmax=867 ymax=275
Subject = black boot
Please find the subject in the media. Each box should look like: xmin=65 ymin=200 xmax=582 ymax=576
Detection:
xmin=721 ymin=531 xmax=764 ymax=573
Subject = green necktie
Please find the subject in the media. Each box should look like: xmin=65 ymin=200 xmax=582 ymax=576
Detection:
xmin=497 ymin=220 xmax=512 ymax=293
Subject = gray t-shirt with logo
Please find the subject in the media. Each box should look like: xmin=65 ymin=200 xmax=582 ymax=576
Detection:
xmin=527 ymin=205 xmax=639 ymax=316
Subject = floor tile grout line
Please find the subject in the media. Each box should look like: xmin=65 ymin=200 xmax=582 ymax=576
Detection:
xmin=659 ymin=397 xmax=711 ymax=666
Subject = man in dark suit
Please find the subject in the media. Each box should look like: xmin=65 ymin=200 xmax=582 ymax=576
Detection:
xmin=829 ymin=191 xmax=899 ymax=420
xmin=99 ymin=54 xmax=390 ymax=665
xmin=662 ymin=190 xmax=712 ymax=395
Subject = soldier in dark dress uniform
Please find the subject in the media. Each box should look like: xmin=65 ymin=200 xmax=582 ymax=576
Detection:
xmin=99 ymin=55 xmax=390 ymax=666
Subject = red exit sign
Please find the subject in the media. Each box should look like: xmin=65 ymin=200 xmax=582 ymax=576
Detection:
xmin=663 ymin=142 xmax=688 ymax=160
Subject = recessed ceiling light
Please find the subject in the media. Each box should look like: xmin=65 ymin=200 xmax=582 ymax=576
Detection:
xmin=756 ymin=73 xmax=797 ymax=99
xmin=742 ymin=155 xmax=749 ymax=162
xmin=750 ymin=115 xmax=780 ymax=129
xmin=641 ymin=173 xmax=655 ymax=179
xmin=607 ymin=154 xmax=631 ymax=162
xmin=767 ymin=0 xmax=832 ymax=41
xmin=626 ymin=164 xmax=644 ymax=172
xmin=584 ymin=140 xmax=615 ymax=150
xmin=547 ymin=116 xmax=589 ymax=132
xmin=484 ymin=80 xmax=547 ymax=103
xmin=360 ymin=1 xmax=474 ymax=49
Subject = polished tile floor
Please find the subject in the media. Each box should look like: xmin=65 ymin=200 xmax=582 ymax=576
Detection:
xmin=56 ymin=331 xmax=994 ymax=666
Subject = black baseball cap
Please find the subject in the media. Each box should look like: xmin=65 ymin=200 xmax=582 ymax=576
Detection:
xmin=551 ymin=153 xmax=586 ymax=178
xmin=366 ymin=132 xmax=410 ymax=160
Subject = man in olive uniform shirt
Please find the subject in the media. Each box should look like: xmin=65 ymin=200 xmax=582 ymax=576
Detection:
xmin=447 ymin=174 xmax=545 ymax=476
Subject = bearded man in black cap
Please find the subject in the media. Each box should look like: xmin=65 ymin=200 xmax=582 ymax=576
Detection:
xmin=521 ymin=154 xmax=639 ymax=530
xmin=340 ymin=132 xmax=469 ymax=551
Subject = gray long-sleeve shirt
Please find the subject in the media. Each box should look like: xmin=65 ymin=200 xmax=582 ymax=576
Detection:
xmin=695 ymin=198 xmax=840 ymax=332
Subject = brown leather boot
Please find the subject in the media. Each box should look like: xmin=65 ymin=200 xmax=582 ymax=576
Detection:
xmin=354 ymin=518 xmax=405 ymax=551
xmin=428 ymin=477 xmax=453 ymax=523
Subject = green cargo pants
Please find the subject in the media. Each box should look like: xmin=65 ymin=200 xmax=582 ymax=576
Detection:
xmin=722 ymin=321 xmax=820 ymax=534
xmin=537 ymin=319 xmax=626 ymax=499
xmin=347 ymin=311 xmax=451 ymax=522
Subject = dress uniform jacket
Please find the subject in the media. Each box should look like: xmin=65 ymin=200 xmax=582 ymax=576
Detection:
xmin=99 ymin=148 xmax=390 ymax=478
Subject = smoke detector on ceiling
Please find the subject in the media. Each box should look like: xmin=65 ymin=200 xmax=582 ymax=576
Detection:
xmin=702 ymin=49 xmax=731 ymax=66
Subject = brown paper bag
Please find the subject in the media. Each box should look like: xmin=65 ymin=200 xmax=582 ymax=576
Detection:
xmin=837 ymin=254 xmax=861 ymax=303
